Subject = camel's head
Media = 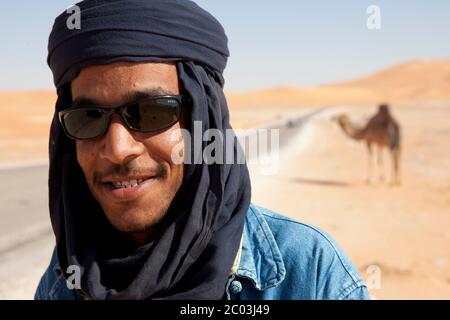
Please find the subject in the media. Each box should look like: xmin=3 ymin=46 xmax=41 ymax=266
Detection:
xmin=332 ymin=114 xmax=351 ymax=127
xmin=378 ymin=103 xmax=390 ymax=116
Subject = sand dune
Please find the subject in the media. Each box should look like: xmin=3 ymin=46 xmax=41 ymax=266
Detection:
xmin=226 ymin=59 xmax=450 ymax=108
xmin=0 ymin=91 xmax=55 ymax=162
xmin=330 ymin=59 xmax=450 ymax=102
xmin=0 ymin=91 xmax=55 ymax=139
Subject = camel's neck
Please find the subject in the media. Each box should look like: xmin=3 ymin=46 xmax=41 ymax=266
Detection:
xmin=338 ymin=121 xmax=366 ymax=140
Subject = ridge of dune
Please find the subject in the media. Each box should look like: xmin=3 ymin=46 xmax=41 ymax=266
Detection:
xmin=329 ymin=59 xmax=450 ymax=101
xmin=226 ymin=59 xmax=450 ymax=108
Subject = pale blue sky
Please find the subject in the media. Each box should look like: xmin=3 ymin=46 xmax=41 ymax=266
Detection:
xmin=0 ymin=0 xmax=449 ymax=92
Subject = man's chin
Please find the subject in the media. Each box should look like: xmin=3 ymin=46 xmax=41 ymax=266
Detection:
xmin=104 ymin=207 xmax=167 ymax=234
xmin=110 ymin=217 xmax=168 ymax=246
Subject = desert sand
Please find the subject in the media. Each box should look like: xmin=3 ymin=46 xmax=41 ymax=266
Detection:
xmin=249 ymin=104 xmax=450 ymax=299
xmin=0 ymin=59 xmax=449 ymax=299
xmin=0 ymin=91 xmax=54 ymax=165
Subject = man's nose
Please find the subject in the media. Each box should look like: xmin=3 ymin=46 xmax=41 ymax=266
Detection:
xmin=99 ymin=114 xmax=145 ymax=165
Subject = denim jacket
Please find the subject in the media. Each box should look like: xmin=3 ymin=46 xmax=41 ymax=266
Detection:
xmin=35 ymin=204 xmax=370 ymax=300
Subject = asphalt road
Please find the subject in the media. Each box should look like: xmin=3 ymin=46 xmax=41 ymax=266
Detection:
xmin=0 ymin=164 xmax=52 ymax=253
xmin=0 ymin=164 xmax=54 ymax=299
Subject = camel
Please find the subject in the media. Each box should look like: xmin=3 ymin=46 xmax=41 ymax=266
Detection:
xmin=334 ymin=104 xmax=401 ymax=185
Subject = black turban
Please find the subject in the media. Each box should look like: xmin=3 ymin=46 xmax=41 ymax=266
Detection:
xmin=47 ymin=0 xmax=251 ymax=300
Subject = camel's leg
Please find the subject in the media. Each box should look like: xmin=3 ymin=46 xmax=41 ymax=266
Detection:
xmin=366 ymin=142 xmax=373 ymax=184
xmin=391 ymin=148 xmax=401 ymax=185
xmin=377 ymin=146 xmax=385 ymax=183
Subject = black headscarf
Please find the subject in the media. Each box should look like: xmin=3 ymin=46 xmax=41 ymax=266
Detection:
xmin=47 ymin=0 xmax=251 ymax=300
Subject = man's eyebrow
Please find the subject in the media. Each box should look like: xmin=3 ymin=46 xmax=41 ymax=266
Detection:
xmin=71 ymin=96 xmax=103 ymax=107
xmin=71 ymin=87 xmax=175 ymax=107
xmin=125 ymin=87 xmax=174 ymax=103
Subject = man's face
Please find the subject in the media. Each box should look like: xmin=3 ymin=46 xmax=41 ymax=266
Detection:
xmin=71 ymin=61 xmax=185 ymax=243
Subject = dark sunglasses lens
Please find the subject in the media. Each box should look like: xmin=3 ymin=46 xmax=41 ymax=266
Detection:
xmin=62 ymin=109 xmax=108 ymax=139
xmin=124 ymin=98 xmax=180 ymax=131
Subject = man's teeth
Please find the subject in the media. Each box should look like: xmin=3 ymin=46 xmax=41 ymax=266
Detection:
xmin=112 ymin=179 xmax=145 ymax=189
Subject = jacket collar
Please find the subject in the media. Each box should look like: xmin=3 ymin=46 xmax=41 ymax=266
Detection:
xmin=234 ymin=204 xmax=286 ymax=290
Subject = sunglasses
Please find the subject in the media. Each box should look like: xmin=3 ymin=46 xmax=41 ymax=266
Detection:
xmin=59 ymin=95 xmax=186 ymax=140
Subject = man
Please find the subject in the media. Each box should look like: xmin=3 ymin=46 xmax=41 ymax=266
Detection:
xmin=35 ymin=0 xmax=370 ymax=300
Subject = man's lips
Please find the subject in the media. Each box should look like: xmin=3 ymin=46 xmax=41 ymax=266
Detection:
xmin=101 ymin=174 xmax=156 ymax=185
xmin=99 ymin=174 xmax=159 ymax=202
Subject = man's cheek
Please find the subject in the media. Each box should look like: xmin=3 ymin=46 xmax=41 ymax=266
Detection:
xmin=77 ymin=145 xmax=85 ymax=170
xmin=76 ymin=141 xmax=87 ymax=164
xmin=76 ymin=143 xmax=95 ymax=178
